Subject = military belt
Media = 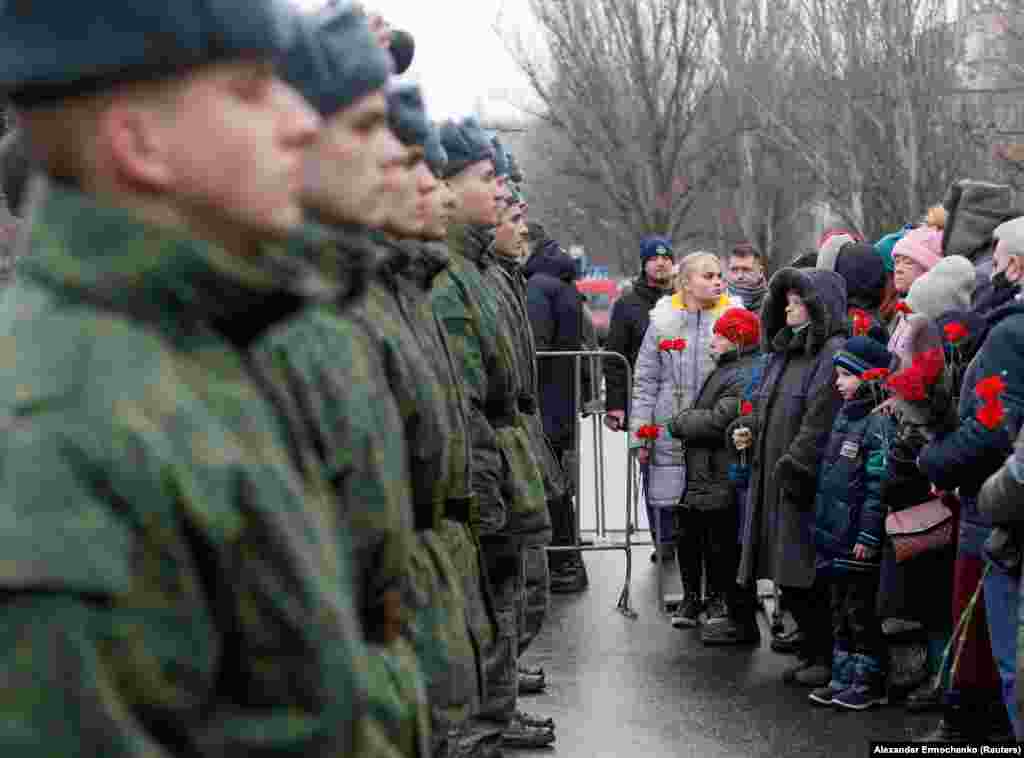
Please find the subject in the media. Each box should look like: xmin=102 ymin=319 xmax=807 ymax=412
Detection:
xmin=444 ymin=496 xmax=475 ymax=525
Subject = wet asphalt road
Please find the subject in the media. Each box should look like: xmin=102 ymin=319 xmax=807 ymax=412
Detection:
xmin=514 ymin=548 xmax=934 ymax=758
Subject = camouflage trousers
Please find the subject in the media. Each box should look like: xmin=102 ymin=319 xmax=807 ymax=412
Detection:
xmin=476 ymin=535 xmax=525 ymax=726
xmin=364 ymin=637 xmax=432 ymax=758
xmin=407 ymin=530 xmax=480 ymax=758
xmin=436 ymin=520 xmax=504 ymax=758
xmin=519 ymin=542 xmax=550 ymax=656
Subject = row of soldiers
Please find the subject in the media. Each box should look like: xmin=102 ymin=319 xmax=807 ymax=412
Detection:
xmin=0 ymin=2 xmax=572 ymax=757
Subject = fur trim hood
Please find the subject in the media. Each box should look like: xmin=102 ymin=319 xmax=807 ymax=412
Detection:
xmin=648 ymin=292 xmax=740 ymax=337
xmin=762 ymin=267 xmax=848 ymax=354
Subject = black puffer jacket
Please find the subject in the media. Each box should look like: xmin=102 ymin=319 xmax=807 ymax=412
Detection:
xmin=669 ymin=345 xmax=760 ymax=511
xmin=604 ymin=277 xmax=670 ymax=417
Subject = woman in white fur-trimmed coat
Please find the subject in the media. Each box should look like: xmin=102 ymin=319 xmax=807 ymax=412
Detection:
xmin=629 ymin=251 xmax=741 ymax=546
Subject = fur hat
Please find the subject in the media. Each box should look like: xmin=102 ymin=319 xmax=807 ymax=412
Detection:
xmin=439 ymin=117 xmax=494 ymax=179
xmin=905 ymin=255 xmax=976 ymax=320
xmin=892 ymin=226 xmax=943 ymax=272
xmin=713 ymin=307 xmax=760 ymax=347
xmin=834 ymin=335 xmax=892 ymax=376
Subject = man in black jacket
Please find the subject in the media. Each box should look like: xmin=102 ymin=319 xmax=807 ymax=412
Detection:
xmin=604 ymin=236 xmax=674 ymax=558
xmin=525 ymin=239 xmax=589 ymax=592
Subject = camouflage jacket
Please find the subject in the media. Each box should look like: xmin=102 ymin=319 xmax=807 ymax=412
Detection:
xmin=396 ymin=239 xmax=475 ymax=523
xmin=347 ymin=233 xmax=452 ymax=532
xmin=259 ymin=222 xmax=415 ymax=633
xmin=0 ymin=183 xmax=379 ymax=757
xmin=432 ymin=225 xmax=547 ymax=537
xmin=492 ymin=254 xmax=568 ymax=510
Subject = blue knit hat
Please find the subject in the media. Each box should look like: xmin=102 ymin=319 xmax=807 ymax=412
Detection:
xmin=640 ymin=236 xmax=674 ymax=264
xmin=386 ymin=83 xmax=430 ymax=147
xmin=439 ymin=117 xmax=494 ymax=179
xmin=834 ymin=335 xmax=892 ymax=377
xmin=282 ymin=2 xmax=392 ymax=118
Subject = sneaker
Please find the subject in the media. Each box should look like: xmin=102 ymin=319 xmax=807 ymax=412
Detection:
xmin=670 ymin=597 xmax=702 ymax=628
xmin=701 ymin=617 xmax=761 ymax=646
xmin=513 ymin=710 xmax=555 ymax=730
xmin=832 ymin=684 xmax=888 ymax=711
xmin=809 ymin=682 xmax=847 ymax=707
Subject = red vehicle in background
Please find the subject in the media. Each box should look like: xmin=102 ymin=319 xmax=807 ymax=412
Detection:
xmin=575 ymin=277 xmax=621 ymax=344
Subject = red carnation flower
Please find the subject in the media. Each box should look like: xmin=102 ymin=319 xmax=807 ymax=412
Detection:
xmin=673 ymin=338 xmax=687 ymax=351
xmin=860 ymin=368 xmax=890 ymax=382
xmin=917 ymin=347 xmax=945 ymax=385
xmin=636 ymin=424 xmax=661 ymax=441
xmin=976 ymin=375 xmax=1008 ymax=404
xmin=886 ymin=370 xmax=927 ymax=401
xmin=740 ymin=401 xmax=753 ymax=416
xmin=851 ymin=308 xmax=872 ymax=337
xmin=659 ymin=339 xmax=674 ymax=351
xmin=977 ymin=398 xmax=1006 ymax=430
xmin=943 ymin=322 xmax=969 ymax=344
xmin=894 ymin=301 xmax=913 ymax=315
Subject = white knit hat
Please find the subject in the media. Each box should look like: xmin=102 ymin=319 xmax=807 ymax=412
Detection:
xmin=905 ymin=255 xmax=977 ymax=319
xmin=994 ymin=216 xmax=1024 ymax=256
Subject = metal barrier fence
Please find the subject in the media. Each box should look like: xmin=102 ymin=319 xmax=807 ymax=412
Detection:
xmin=535 ymin=349 xmax=637 ymax=619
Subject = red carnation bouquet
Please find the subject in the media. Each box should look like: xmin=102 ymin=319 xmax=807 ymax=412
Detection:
xmin=886 ymin=347 xmax=944 ymax=402
xmin=860 ymin=367 xmax=891 ymax=407
xmin=658 ymin=336 xmax=689 ymax=414
xmin=850 ymin=308 xmax=872 ymax=337
xmin=975 ymin=375 xmax=1007 ymax=430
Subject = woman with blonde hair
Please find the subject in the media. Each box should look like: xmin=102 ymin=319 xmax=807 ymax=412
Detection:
xmin=630 ymin=251 xmax=742 ymax=624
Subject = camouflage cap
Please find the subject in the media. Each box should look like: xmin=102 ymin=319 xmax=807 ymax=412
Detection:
xmin=386 ymin=83 xmax=430 ymax=148
xmin=283 ymin=1 xmax=393 ymax=118
xmin=1 ymin=0 xmax=298 ymax=106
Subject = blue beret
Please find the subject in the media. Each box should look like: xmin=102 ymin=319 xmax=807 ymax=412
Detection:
xmin=491 ymin=135 xmax=511 ymax=178
xmin=424 ymin=127 xmax=448 ymax=177
xmin=439 ymin=117 xmax=494 ymax=179
xmin=282 ymin=2 xmax=392 ymax=118
xmin=387 ymin=83 xmax=430 ymax=147
xmin=1 ymin=0 xmax=297 ymax=106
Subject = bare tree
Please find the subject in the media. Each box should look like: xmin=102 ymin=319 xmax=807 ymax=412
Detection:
xmin=502 ymin=0 xmax=731 ymax=261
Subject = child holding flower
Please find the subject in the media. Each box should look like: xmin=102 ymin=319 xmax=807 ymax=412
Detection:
xmin=667 ymin=307 xmax=761 ymax=631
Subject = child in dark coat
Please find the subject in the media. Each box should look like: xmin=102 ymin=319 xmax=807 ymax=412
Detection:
xmin=667 ymin=307 xmax=761 ymax=630
xmin=808 ymin=336 xmax=895 ymax=710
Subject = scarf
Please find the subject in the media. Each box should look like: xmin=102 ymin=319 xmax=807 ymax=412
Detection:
xmin=728 ymin=279 xmax=768 ymax=312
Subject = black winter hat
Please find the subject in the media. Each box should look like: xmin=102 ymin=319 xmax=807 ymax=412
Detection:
xmin=834 ymin=336 xmax=892 ymax=376
xmin=834 ymin=242 xmax=887 ymax=310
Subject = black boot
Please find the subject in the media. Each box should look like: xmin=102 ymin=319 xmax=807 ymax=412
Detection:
xmin=920 ymin=701 xmax=978 ymax=743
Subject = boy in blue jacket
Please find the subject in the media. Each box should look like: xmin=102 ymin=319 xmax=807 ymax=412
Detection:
xmin=808 ymin=336 xmax=895 ymax=710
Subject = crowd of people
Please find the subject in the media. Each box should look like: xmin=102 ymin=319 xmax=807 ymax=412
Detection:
xmin=607 ymin=186 xmax=1024 ymax=742
xmin=0 ymin=2 xmax=595 ymax=756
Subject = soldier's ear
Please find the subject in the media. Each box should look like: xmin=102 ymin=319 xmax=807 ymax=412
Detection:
xmin=100 ymin=100 xmax=175 ymax=191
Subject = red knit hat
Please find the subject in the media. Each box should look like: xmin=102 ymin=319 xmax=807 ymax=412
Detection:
xmin=714 ymin=307 xmax=761 ymax=346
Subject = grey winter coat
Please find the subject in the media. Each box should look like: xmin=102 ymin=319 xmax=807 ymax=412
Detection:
xmin=732 ymin=268 xmax=848 ymax=589
xmin=630 ymin=293 xmax=741 ymax=508
xmin=669 ymin=345 xmax=760 ymax=511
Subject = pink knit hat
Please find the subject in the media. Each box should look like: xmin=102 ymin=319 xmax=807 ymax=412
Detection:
xmin=891 ymin=226 xmax=943 ymax=271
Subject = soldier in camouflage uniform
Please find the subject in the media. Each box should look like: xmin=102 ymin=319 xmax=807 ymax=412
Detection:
xmin=341 ymin=85 xmax=488 ymax=758
xmin=433 ymin=119 xmax=555 ymax=750
xmin=0 ymin=2 xmax=397 ymax=755
xmin=487 ymin=136 xmax=568 ymax=696
xmin=263 ymin=10 xmax=438 ymax=757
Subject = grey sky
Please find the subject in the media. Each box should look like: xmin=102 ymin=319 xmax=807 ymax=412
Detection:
xmin=295 ymin=0 xmax=538 ymax=122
